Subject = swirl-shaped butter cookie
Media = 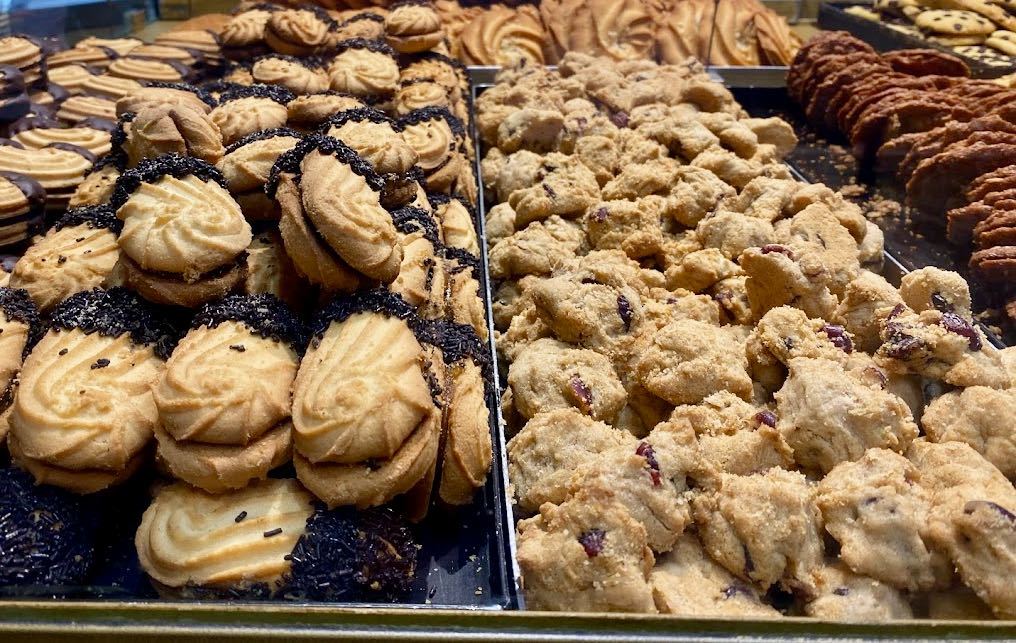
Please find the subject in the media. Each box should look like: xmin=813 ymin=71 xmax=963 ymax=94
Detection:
xmin=388 ymin=207 xmax=446 ymax=318
xmin=57 ymin=95 xmax=116 ymax=123
xmin=399 ymin=106 xmax=465 ymax=193
xmin=265 ymin=7 xmax=336 ymax=57
xmin=111 ymin=155 xmax=252 ymax=307
xmin=116 ymin=82 xmax=216 ymax=117
xmin=218 ymin=128 xmax=303 ymax=221
xmin=122 ymin=104 xmax=224 ymax=168
xmin=107 ymin=57 xmax=189 ymax=84
xmin=9 ymin=287 xmax=172 ymax=493
xmin=385 ymin=1 xmax=445 ymax=54
xmin=286 ymin=91 xmax=365 ymax=129
xmin=460 ymin=5 xmax=548 ymax=66
xmin=331 ymin=12 xmax=387 ymax=43
xmin=10 ymin=115 xmax=114 ymax=158
xmin=428 ymin=193 xmax=478 ymax=256
xmin=0 ymin=171 xmax=44 ymax=247
xmin=209 ymin=84 xmax=292 ymax=147
xmin=244 ymin=230 xmax=307 ymax=309
xmin=251 ymin=54 xmax=328 ymax=96
xmin=0 ymin=139 xmax=94 ymax=211
xmin=327 ymin=39 xmax=400 ymax=99
xmin=69 ymin=155 xmax=122 ymax=208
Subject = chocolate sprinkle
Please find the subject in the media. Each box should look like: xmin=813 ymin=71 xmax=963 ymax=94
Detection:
xmin=90 ymin=358 xmax=110 ymax=369
xmin=53 ymin=204 xmax=122 ymax=234
xmin=49 ymin=287 xmax=177 ymax=358
xmin=235 ymin=511 xmax=247 ymax=523
xmin=216 ymin=83 xmax=294 ymax=106
xmin=265 ymin=134 xmax=384 ymax=197
xmin=140 ymin=81 xmax=217 ymax=108
xmin=340 ymin=11 xmax=385 ymax=25
xmin=0 ymin=287 xmax=41 ymax=352
xmin=318 ymin=106 xmax=401 ymax=134
xmin=110 ymin=153 xmax=228 ymax=208
xmin=391 ymin=206 xmax=440 ymax=244
xmin=223 ymin=126 xmax=303 ymax=155
xmin=191 ymin=293 xmax=306 ymax=351
xmin=398 ymin=106 xmax=465 ymax=140
xmin=333 ymin=37 xmax=396 ymax=58
xmin=263 ymin=527 xmax=283 ymax=538
xmin=310 ymin=289 xmax=415 ymax=340
xmin=0 ymin=467 xmax=94 ymax=586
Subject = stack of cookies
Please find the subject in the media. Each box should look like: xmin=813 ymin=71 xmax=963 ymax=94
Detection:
xmin=0 ymin=0 xmax=493 ymax=601
xmin=480 ymin=52 xmax=1016 ymax=619
xmin=789 ymin=32 xmax=1016 ymax=324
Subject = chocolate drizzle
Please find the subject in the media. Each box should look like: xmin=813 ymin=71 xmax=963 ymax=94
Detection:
xmin=8 ymin=114 xmax=62 ymax=135
xmin=46 ymin=142 xmax=97 ymax=165
xmin=217 ymin=83 xmax=294 ymax=106
xmin=265 ymin=134 xmax=384 ymax=197
xmin=398 ymin=105 xmax=465 ymax=140
xmin=223 ymin=126 xmax=302 ymax=155
xmin=191 ymin=293 xmax=306 ymax=351
xmin=53 ymin=204 xmax=122 ymax=234
xmin=110 ymin=154 xmax=229 ymax=208
xmin=333 ymin=37 xmax=397 ymax=58
xmin=48 ymin=287 xmax=177 ymax=358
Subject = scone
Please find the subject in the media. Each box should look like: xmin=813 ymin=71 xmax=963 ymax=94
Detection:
xmin=217 ymin=127 xmax=303 ymax=220
xmin=9 ymin=205 xmax=121 ymax=312
xmin=0 ymin=287 xmax=38 ymax=443
xmin=208 ymin=84 xmax=293 ymax=147
xmin=154 ymin=294 xmax=303 ymax=493
xmin=291 ymin=290 xmax=441 ymax=511
xmin=135 ymin=478 xmax=418 ymax=600
xmin=8 ymin=287 xmax=170 ymax=494
xmin=267 ymin=135 xmax=400 ymax=287
xmin=121 ymin=103 xmax=224 ymax=168
xmin=111 ymin=154 xmax=252 ymax=307
xmin=399 ymin=106 xmax=466 ymax=193
xmin=327 ymin=39 xmax=400 ymax=99
xmin=319 ymin=108 xmax=419 ymax=207
xmin=0 ymin=170 xmax=44 ymax=248
xmin=385 ymin=1 xmax=445 ymax=54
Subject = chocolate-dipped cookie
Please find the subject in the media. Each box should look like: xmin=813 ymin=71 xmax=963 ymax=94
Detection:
xmin=57 ymin=95 xmax=117 ymax=123
xmin=0 ymin=287 xmax=39 ymax=442
xmin=385 ymin=1 xmax=445 ymax=54
xmin=331 ymin=12 xmax=387 ymax=43
xmin=286 ymin=91 xmax=365 ymax=130
xmin=327 ymin=39 xmax=400 ymax=99
xmin=217 ymin=127 xmax=303 ymax=221
xmin=116 ymin=82 xmax=216 ymax=117
xmin=0 ymin=139 xmax=95 ymax=211
xmin=80 ymin=73 xmax=143 ymax=101
xmin=209 ymin=84 xmax=293 ymax=147
xmin=388 ymin=206 xmax=447 ymax=318
xmin=10 ymin=115 xmax=114 ymax=157
xmin=9 ymin=205 xmax=121 ymax=312
xmin=111 ymin=155 xmax=252 ymax=307
xmin=428 ymin=192 xmax=478 ymax=256
xmin=0 ymin=65 xmax=29 ymax=127
xmin=244 ymin=230 xmax=307 ymax=310
xmin=221 ymin=4 xmax=280 ymax=60
xmin=69 ymin=154 xmax=122 ymax=208
xmin=267 ymin=135 xmax=400 ymax=286
xmin=8 ymin=287 xmax=172 ymax=493
xmin=399 ymin=106 xmax=466 ymax=193
xmin=0 ymin=171 xmax=44 ymax=248
xmin=264 ymin=6 xmax=336 ymax=57
xmin=107 ymin=57 xmax=190 ymax=84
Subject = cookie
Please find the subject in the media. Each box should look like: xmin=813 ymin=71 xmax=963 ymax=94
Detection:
xmin=243 ymin=230 xmax=307 ymax=309
xmin=208 ymin=84 xmax=292 ymax=147
xmin=428 ymin=193 xmax=478 ymax=256
xmin=915 ymin=9 xmax=995 ymax=35
xmin=320 ymin=108 xmax=418 ymax=196
xmin=217 ymin=127 xmax=302 ymax=221
xmin=986 ymin=29 xmax=1016 ymax=54
xmin=220 ymin=5 xmax=278 ymax=59
xmin=111 ymin=155 xmax=252 ymax=307
xmin=327 ymin=39 xmax=400 ymax=99
xmin=122 ymin=104 xmax=224 ymax=168
xmin=8 ymin=288 xmax=170 ymax=493
xmin=0 ymin=171 xmax=44 ymax=248
xmin=286 ymin=92 xmax=365 ymax=129
xmin=952 ymin=44 xmax=1016 ymax=65
xmin=386 ymin=206 xmax=446 ymax=317
xmin=331 ymin=12 xmax=387 ymax=43
xmin=805 ymin=564 xmax=913 ymax=619
xmin=251 ymin=54 xmax=328 ymax=96
xmin=69 ymin=158 xmax=121 ymax=208
xmin=264 ymin=7 xmax=335 ymax=57
xmin=398 ymin=107 xmax=464 ymax=194
xmin=10 ymin=116 xmax=113 ymax=158
xmin=115 ymin=82 xmax=215 ymax=117
xmin=268 ymin=135 xmax=400 ymax=284
xmin=0 ymin=139 xmax=94 ymax=211
xmin=384 ymin=1 xmax=445 ymax=54
xmin=459 ymin=5 xmax=547 ymax=66
xmin=57 ymin=95 xmax=117 ymax=122
xmin=153 ymin=294 xmax=302 ymax=493
xmin=107 ymin=57 xmax=189 ymax=83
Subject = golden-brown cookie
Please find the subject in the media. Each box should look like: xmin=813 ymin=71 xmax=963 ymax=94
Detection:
xmin=327 ymin=39 xmax=400 ymax=98
xmin=251 ymin=54 xmax=328 ymax=95
xmin=217 ymin=127 xmax=302 ymax=221
xmin=209 ymin=84 xmax=293 ymax=147
xmin=0 ymin=140 xmax=94 ymax=211
xmin=385 ymin=1 xmax=445 ymax=54
xmin=122 ymin=104 xmax=224 ymax=168
xmin=264 ymin=7 xmax=335 ymax=57
xmin=0 ymin=170 xmax=45 ymax=247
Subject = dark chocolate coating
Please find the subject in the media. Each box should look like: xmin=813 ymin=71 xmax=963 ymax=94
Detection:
xmin=333 ymin=37 xmax=397 ymax=58
xmin=391 ymin=206 xmax=440 ymax=245
xmin=317 ymin=106 xmax=400 ymax=134
xmin=53 ymin=204 xmax=122 ymax=234
xmin=190 ymin=293 xmax=306 ymax=351
xmin=415 ymin=318 xmax=490 ymax=379
xmin=285 ymin=505 xmax=417 ymax=601
xmin=265 ymin=134 xmax=384 ymax=197
xmin=46 ymin=142 xmax=97 ymax=165
xmin=217 ymin=83 xmax=294 ymax=106
xmin=0 ymin=287 xmax=41 ymax=350
xmin=76 ymin=116 xmax=117 ymax=133
xmin=140 ymin=81 xmax=218 ymax=108
xmin=0 ymin=171 xmax=45 ymax=214
xmin=223 ymin=127 xmax=302 ymax=155
xmin=43 ymin=82 xmax=71 ymax=104
xmin=0 ymin=467 xmax=95 ymax=586
xmin=49 ymin=287 xmax=178 ymax=358
xmin=110 ymin=153 xmax=228 ymax=208
xmin=8 ymin=114 xmax=63 ymax=135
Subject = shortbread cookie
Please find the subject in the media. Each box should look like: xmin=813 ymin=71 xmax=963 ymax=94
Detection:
xmin=243 ymin=231 xmax=306 ymax=309
xmin=321 ymin=108 xmax=418 ymax=206
xmin=8 ymin=287 xmax=170 ymax=493
xmin=0 ymin=287 xmax=38 ymax=441
xmin=387 ymin=206 xmax=446 ymax=317
xmin=264 ymin=6 xmax=335 ymax=57
xmin=115 ymin=82 xmax=215 ymax=117
xmin=428 ymin=193 xmax=478 ymax=255
xmin=69 ymin=157 xmax=121 ymax=208
xmin=385 ymin=1 xmax=445 ymax=53
xmin=286 ymin=92 xmax=366 ymax=129
xmin=0 ymin=139 xmax=94 ymax=211
xmin=9 ymin=205 xmax=121 ymax=312
xmin=327 ymin=39 xmax=400 ymax=98
xmin=217 ymin=127 xmax=302 ymax=221
xmin=0 ymin=170 xmax=44 ymax=247
xmin=122 ymin=103 xmax=224 ymax=168
xmin=111 ymin=155 xmax=252 ymax=307
xmin=251 ymin=54 xmax=328 ymax=95
xmin=399 ymin=107 xmax=465 ymax=194
xmin=209 ymin=84 xmax=292 ymax=147
xmin=10 ymin=116 xmax=114 ymax=158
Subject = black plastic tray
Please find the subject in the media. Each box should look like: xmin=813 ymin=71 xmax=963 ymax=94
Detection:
xmin=818 ymin=1 xmax=1016 ymax=78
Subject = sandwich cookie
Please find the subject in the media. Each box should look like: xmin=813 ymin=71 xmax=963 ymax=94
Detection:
xmin=69 ymin=154 xmax=123 ymax=208
xmin=0 ymin=171 xmax=44 ymax=248
xmin=121 ymin=103 xmax=224 ymax=168
xmin=209 ymin=84 xmax=293 ymax=147
xmin=251 ymin=54 xmax=328 ymax=96
xmin=399 ymin=106 xmax=466 ymax=193
xmin=8 ymin=287 xmax=172 ymax=494
xmin=111 ymin=154 xmax=252 ymax=307
xmin=285 ymin=91 xmax=366 ymax=130
xmin=217 ymin=127 xmax=303 ymax=221
xmin=244 ymin=230 xmax=308 ymax=310
xmin=116 ymin=81 xmax=216 ymax=117
xmin=264 ymin=6 xmax=336 ymax=57
xmin=385 ymin=1 xmax=446 ymax=54
xmin=0 ymin=65 xmax=29 ymax=127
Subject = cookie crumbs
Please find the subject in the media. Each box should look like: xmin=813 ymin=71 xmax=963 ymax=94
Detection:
xmin=839 ymin=183 xmax=866 ymax=198
xmin=866 ymin=195 xmax=902 ymax=220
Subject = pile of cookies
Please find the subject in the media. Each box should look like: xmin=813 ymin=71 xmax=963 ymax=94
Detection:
xmin=479 ymin=52 xmax=1016 ymax=618
xmin=852 ymin=0 xmax=1016 ymax=68
xmin=0 ymin=0 xmax=493 ymax=600
xmin=789 ymin=32 xmax=1016 ymax=325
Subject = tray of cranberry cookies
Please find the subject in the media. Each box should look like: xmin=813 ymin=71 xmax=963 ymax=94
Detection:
xmin=0 ymin=1 xmax=518 ymax=616
xmin=476 ymin=49 xmax=1016 ymax=624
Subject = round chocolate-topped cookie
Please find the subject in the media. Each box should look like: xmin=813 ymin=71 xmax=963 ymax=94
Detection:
xmin=0 ymin=65 xmax=29 ymax=126
xmin=384 ymin=0 xmax=445 ymax=54
xmin=209 ymin=84 xmax=293 ymax=146
xmin=49 ymin=286 xmax=174 ymax=350
xmin=0 ymin=140 xmax=94 ymax=211
xmin=11 ymin=114 xmax=113 ymax=158
xmin=265 ymin=6 xmax=337 ymax=57
xmin=218 ymin=127 xmax=303 ymax=221
xmin=117 ymin=82 xmax=216 ymax=117
xmin=327 ymin=38 xmax=400 ymax=99
xmin=286 ymin=91 xmax=366 ymax=129
xmin=331 ymin=11 xmax=387 ymax=42
xmin=192 ymin=292 xmax=305 ymax=350
xmin=251 ymin=53 xmax=328 ymax=95
xmin=399 ymin=106 xmax=466 ymax=193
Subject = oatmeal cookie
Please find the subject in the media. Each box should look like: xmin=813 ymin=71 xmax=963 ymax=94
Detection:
xmin=487 ymin=215 xmax=586 ymax=279
xmin=804 ymin=564 xmax=913 ymax=620
xmin=922 ymin=387 xmax=1016 ymax=478
xmin=585 ymin=199 xmax=666 ymax=259
xmin=507 ymin=153 xmax=601 ymax=226
xmin=833 ymin=272 xmax=904 ymax=353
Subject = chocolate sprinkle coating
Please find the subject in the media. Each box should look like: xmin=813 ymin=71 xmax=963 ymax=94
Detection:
xmin=231 ymin=2 xmax=281 ymax=14
xmin=415 ymin=318 xmax=490 ymax=378
xmin=318 ymin=107 xmax=401 ymax=134
xmin=333 ymin=37 xmax=396 ymax=58
xmin=391 ymin=206 xmax=440 ymax=245
xmin=217 ymin=83 xmax=294 ymax=106
xmin=285 ymin=505 xmax=417 ymax=602
xmin=49 ymin=287 xmax=177 ymax=358
xmin=190 ymin=293 xmax=306 ymax=351
xmin=140 ymin=81 xmax=217 ymax=108
xmin=223 ymin=127 xmax=303 ymax=155
xmin=398 ymin=106 xmax=465 ymax=140
xmin=265 ymin=134 xmax=383 ymax=197
xmin=53 ymin=204 xmax=123 ymax=234
xmin=110 ymin=153 xmax=228 ymax=208
xmin=441 ymin=245 xmax=481 ymax=281
xmin=0 ymin=467 xmax=94 ymax=586
xmin=87 ymin=148 xmax=126 ymax=174
xmin=340 ymin=12 xmax=385 ymax=25
xmin=310 ymin=288 xmax=415 ymax=339
xmin=254 ymin=53 xmax=324 ymax=71
xmin=0 ymin=287 xmax=41 ymax=352
xmin=400 ymin=51 xmax=467 ymax=75
xmin=199 ymin=80 xmax=244 ymax=97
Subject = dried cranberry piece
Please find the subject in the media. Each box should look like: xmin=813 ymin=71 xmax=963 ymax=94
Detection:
xmin=930 ymin=292 xmax=953 ymax=313
xmin=884 ymin=334 xmax=923 ymax=360
xmin=821 ymin=324 xmax=853 ymax=353
xmin=887 ymin=303 xmax=907 ymax=319
xmin=863 ymin=366 xmax=888 ymax=389
xmin=610 ymin=111 xmax=629 ymax=128
xmin=760 ymin=244 xmax=794 ymax=259
xmin=617 ymin=294 xmax=634 ymax=331
xmin=755 ymin=410 xmax=777 ymax=427
xmin=569 ymin=374 xmax=594 ymax=412
xmin=578 ymin=529 xmax=606 ymax=557
xmin=939 ymin=311 xmax=982 ymax=351
xmin=592 ymin=207 xmax=609 ymax=222
xmin=636 ymin=442 xmax=661 ymax=486
xmin=964 ymin=500 xmax=1016 ymax=522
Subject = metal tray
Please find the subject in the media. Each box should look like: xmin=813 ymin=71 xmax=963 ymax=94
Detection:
xmin=818 ymin=1 xmax=1016 ymax=78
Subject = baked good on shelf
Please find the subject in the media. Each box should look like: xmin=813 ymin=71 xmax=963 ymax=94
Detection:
xmin=154 ymin=294 xmax=302 ymax=493
xmin=218 ymin=127 xmax=303 ymax=220
xmin=116 ymin=82 xmax=215 ymax=117
xmin=398 ymin=106 xmax=464 ymax=193
xmin=0 ymin=171 xmax=44 ymax=248
xmin=57 ymin=95 xmax=117 ymax=123
xmin=384 ymin=1 xmax=445 ymax=54
xmin=69 ymin=157 xmax=121 ymax=208
xmin=286 ymin=92 xmax=366 ymax=128
xmin=0 ymin=139 xmax=94 ymax=211
xmin=209 ymin=84 xmax=293 ymax=147
xmin=327 ymin=38 xmax=400 ymax=98
xmin=8 ymin=287 xmax=170 ymax=494
xmin=243 ymin=230 xmax=307 ymax=308
xmin=251 ymin=55 xmax=328 ymax=96
xmin=264 ymin=6 xmax=336 ymax=56
xmin=111 ymin=154 xmax=252 ymax=307
xmin=122 ymin=103 xmax=224 ymax=168
xmin=9 ymin=205 xmax=121 ymax=313
xmin=221 ymin=4 xmax=281 ymax=59
xmin=459 ymin=5 xmax=548 ymax=66
xmin=332 ymin=11 xmax=389 ymax=42
xmin=10 ymin=116 xmax=114 ymax=158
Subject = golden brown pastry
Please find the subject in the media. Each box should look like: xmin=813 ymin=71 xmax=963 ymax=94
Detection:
xmin=327 ymin=39 xmax=400 ymax=98
xmin=0 ymin=287 xmax=39 ymax=443
xmin=154 ymin=294 xmax=302 ymax=493
xmin=286 ymin=92 xmax=366 ymax=129
xmin=264 ymin=7 xmax=335 ymax=57
xmin=0 ymin=171 xmax=45 ymax=247
xmin=541 ymin=0 xmax=655 ymax=62
xmin=217 ymin=127 xmax=303 ymax=221
xmin=115 ymin=83 xmax=215 ymax=117
xmin=209 ymin=84 xmax=293 ymax=147
xmin=268 ymin=134 xmax=400 ymax=286
xmin=111 ymin=155 xmax=252 ymax=307
xmin=388 ymin=206 xmax=447 ymax=317
xmin=0 ymin=140 xmax=95 ymax=211
xmin=47 ymin=64 xmax=96 ymax=96
xmin=399 ymin=106 xmax=466 ymax=193
xmin=331 ymin=12 xmax=387 ymax=42
xmin=221 ymin=5 xmax=279 ymax=59
xmin=122 ymin=104 xmax=224 ymax=168
xmin=10 ymin=116 xmax=114 ymax=158
xmin=251 ymin=54 xmax=328 ymax=95
xmin=9 ymin=205 xmax=121 ymax=313
xmin=429 ymin=193 xmax=479 ymax=255
xmin=385 ymin=1 xmax=445 ymax=54
xmin=460 ymin=5 xmax=548 ymax=66
xmin=292 ymin=290 xmax=441 ymax=510
xmin=9 ymin=287 xmax=169 ymax=493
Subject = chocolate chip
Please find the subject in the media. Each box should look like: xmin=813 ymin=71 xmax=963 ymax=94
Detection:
xmin=542 ymin=183 xmax=556 ymax=200
xmin=610 ymin=111 xmax=628 ymax=128
xmin=57 ymin=255 xmax=67 ymax=265
xmin=930 ymin=292 xmax=953 ymax=312
xmin=58 ymin=348 xmax=68 ymax=356
xmin=863 ymin=366 xmax=888 ymax=389
xmin=229 ymin=344 xmax=247 ymax=352
xmin=617 ymin=295 xmax=633 ymax=331
xmin=90 ymin=358 xmax=110 ymax=369
xmin=578 ymin=529 xmax=606 ymax=557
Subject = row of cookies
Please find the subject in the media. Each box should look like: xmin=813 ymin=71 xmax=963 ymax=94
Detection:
xmin=477 ymin=52 xmax=1016 ymax=618
xmin=788 ymin=32 xmax=1016 ymax=325
xmin=851 ymin=0 xmax=1016 ymax=67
